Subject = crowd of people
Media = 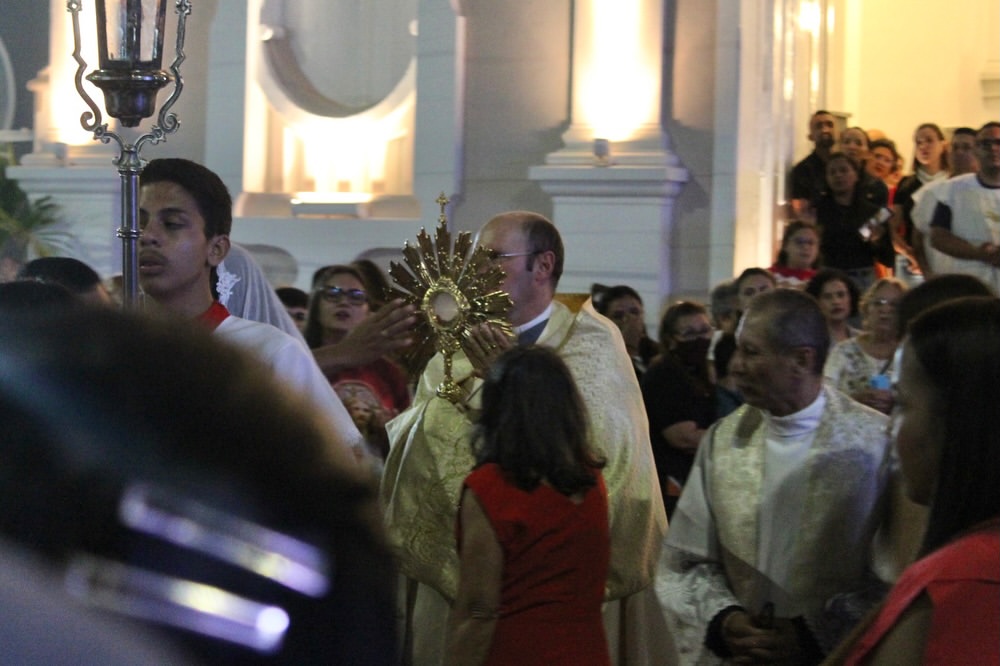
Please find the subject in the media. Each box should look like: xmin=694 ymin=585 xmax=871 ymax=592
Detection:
xmin=0 ymin=137 xmax=996 ymax=665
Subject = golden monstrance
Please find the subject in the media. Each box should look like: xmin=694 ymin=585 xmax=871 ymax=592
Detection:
xmin=387 ymin=194 xmax=512 ymax=403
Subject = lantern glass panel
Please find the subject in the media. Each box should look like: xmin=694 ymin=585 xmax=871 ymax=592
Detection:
xmin=96 ymin=0 xmax=168 ymax=69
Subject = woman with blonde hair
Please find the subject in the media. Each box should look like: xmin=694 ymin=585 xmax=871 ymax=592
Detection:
xmin=891 ymin=123 xmax=950 ymax=275
xmin=824 ymin=277 xmax=908 ymax=414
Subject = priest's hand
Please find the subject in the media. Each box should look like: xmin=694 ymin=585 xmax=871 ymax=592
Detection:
xmin=462 ymin=323 xmax=515 ymax=377
xmin=722 ymin=610 xmax=804 ymax=664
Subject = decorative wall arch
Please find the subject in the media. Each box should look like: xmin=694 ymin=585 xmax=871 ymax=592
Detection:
xmin=246 ymin=0 xmax=419 ymax=200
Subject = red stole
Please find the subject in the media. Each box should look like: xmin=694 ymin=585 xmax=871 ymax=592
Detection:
xmin=197 ymin=301 xmax=230 ymax=331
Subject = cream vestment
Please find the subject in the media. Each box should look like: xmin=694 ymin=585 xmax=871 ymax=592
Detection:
xmin=381 ymin=299 xmax=668 ymax=664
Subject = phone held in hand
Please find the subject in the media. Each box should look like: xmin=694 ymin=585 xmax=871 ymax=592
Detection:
xmin=859 ymin=207 xmax=892 ymax=241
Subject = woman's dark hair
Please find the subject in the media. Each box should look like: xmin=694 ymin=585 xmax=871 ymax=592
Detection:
xmin=351 ymin=259 xmax=392 ymax=309
xmin=869 ymin=138 xmax=899 ymax=164
xmin=657 ymin=300 xmax=708 ymax=350
xmin=276 ymin=286 xmax=309 ymax=309
xmin=825 ymin=151 xmax=862 ymax=178
xmin=304 ymin=264 xmax=369 ymax=349
xmin=906 ymin=297 xmax=1000 ymax=554
xmin=713 ymin=332 xmax=737 ymax=380
xmin=473 ymin=346 xmax=604 ymax=495
xmin=18 ymin=257 xmax=103 ymax=294
xmin=0 ymin=280 xmax=76 ymax=315
xmin=592 ymin=284 xmax=643 ymax=316
xmin=774 ymin=220 xmax=821 ymax=268
xmin=735 ymin=267 xmax=776 ymax=294
xmin=0 ymin=308 xmax=396 ymax=663
xmin=895 ymin=273 xmax=993 ymax=338
xmin=805 ymin=268 xmax=861 ymax=318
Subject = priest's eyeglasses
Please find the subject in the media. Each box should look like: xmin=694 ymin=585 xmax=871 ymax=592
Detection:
xmin=486 ymin=249 xmax=540 ymax=265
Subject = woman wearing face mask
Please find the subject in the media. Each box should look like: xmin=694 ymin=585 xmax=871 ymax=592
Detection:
xmin=640 ymin=301 xmax=716 ymax=518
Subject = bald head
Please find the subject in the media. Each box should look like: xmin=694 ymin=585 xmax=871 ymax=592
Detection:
xmin=478 ymin=211 xmax=563 ymax=326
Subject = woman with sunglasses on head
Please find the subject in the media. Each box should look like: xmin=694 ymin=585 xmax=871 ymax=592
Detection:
xmin=305 ymin=265 xmax=411 ymax=460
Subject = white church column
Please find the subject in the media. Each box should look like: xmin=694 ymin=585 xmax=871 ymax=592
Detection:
xmin=529 ymin=0 xmax=688 ymax=321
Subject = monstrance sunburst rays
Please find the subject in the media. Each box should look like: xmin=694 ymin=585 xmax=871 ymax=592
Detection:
xmin=387 ymin=193 xmax=513 ymax=403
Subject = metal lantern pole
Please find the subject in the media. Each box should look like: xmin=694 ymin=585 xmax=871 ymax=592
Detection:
xmin=67 ymin=0 xmax=192 ymax=309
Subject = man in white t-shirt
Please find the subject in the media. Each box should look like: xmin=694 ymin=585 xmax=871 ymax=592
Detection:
xmin=929 ymin=122 xmax=1000 ymax=292
xmin=910 ymin=127 xmax=980 ymax=277
xmin=138 ymin=158 xmax=364 ymax=461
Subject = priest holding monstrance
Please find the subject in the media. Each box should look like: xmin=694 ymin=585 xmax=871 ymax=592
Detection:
xmin=380 ymin=208 xmax=668 ymax=664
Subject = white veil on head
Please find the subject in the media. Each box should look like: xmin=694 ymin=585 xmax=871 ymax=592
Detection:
xmin=216 ymin=243 xmax=306 ymax=343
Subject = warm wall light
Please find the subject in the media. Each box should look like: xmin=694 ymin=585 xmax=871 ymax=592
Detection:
xmin=798 ymin=1 xmax=821 ymax=35
xmin=577 ymin=0 xmax=658 ymax=142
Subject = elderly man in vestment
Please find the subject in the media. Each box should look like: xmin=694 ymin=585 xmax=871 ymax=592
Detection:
xmin=658 ymin=288 xmax=892 ymax=664
xmin=380 ymin=211 xmax=668 ymax=664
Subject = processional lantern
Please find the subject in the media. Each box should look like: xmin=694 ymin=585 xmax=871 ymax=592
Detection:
xmin=67 ymin=0 xmax=192 ymax=308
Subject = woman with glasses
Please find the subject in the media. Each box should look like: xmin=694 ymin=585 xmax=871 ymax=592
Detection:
xmin=823 ymin=278 xmax=908 ymax=415
xmin=640 ymin=301 xmax=717 ymax=518
xmin=305 ymin=265 xmax=410 ymax=459
xmin=769 ymin=221 xmax=822 ymax=289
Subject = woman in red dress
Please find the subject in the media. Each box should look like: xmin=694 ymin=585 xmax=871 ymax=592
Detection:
xmin=446 ymin=346 xmax=611 ymax=666
xmin=826 ymin=297 xmax=1000 ymax=664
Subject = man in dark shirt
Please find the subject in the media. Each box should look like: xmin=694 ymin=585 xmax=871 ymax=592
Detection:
xmin=789 ymin=110 xmax=838 ymax=217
